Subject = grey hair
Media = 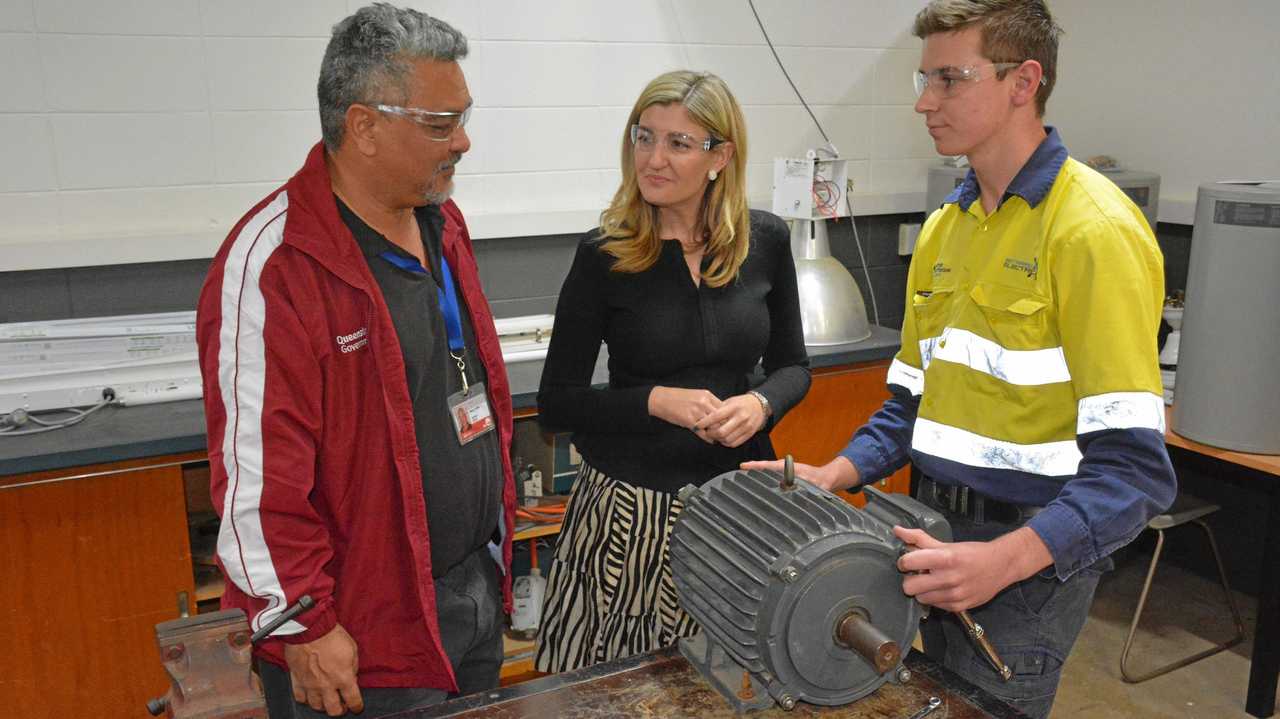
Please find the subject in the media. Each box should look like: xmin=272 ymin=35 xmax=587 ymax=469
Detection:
xmin=318 ymin=3 xmax=468 ymax=152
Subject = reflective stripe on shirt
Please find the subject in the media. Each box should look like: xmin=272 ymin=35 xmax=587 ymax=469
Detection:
xmin=931 ymin=327 xmax=1071 ymax=386
xmin=912 ymin=416 xmax=1083 ymax=477
xmin=887 ymin=358 xmax=925 ymax=396
xmin=1078 ymin=391 xmax=1166 ymax=435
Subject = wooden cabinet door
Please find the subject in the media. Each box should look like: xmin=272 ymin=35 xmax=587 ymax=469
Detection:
xmin=0 ymin=458 xmax=197 ymax=718
xmin=770 ymin=360 xmax=911 ymax=504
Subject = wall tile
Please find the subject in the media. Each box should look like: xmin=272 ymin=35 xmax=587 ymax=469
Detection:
xmin=874 ymin=48 xmax=920 ymax=106
xmin=467 ymin=0 xmax=673 ymax=42
xmin=0 ymin=191 xmax=59 ymax=240
xmin=0 ymin=116 xmax=57 ymax=192
xmin=483 ymin=171 xmax=603 ymax=216
xmin=478 ymin=107 xmax=608 ymax=173
xmin=871 ymin=106 xmax=934 ymax=160
xmin=480 ymin=0 xmax=587 ymax=40
xmin=199 ymin=0 xmax=347 ymax=37
xmin=0 ymin=1 xmax=34 ymax=31
xmin=745 ymin=0 xmax=920 ymax=50
xmin=870 ymin=158 xmax=936 ymax=195
xmin=597 ymin=168 xmax=622 ymax=207
xmin=208 ymin=181 xmax=283 ymax=231
xmin=876 ymin=3 xmax=924 ymax=50
xmin=455 ymin=101 xmax=493 ymax=174
xmin=744 ymin=162 xmax=773 ymax=205
xmin=474 ymin=42 xmax=595 ymax=107
xmin=207 ymin=37 xmax=326 ymax=110
xmin=752 ymin=0 xmax=890 ymax=48
xmin=448 ymin=173 xmax=485 ymax=215
xmin=590 ymin=43 xmax=687 ymax=108
xmin=56 ymin=186 xmax=226 ymax=238
xmin=683 ymin=45 xmax=792 ymax=106
xmin=211 ymin=110 xmax=320 ymax=183
xmin=669 ymin=0 xmax=762 ymax=45
xmin=774 ymin=47 xmax=875 ymax=105
xmin=40 ymin=35 xmax=207 ymax=112
xmin=743 ymin=105 xmax=871 ymax=164
xmin=0 ymin=35 xmax=45 ymax=111
xmin=394 ymin=0 xmax=480 ymax=42
xmin=586 ymin=0 xmax=680 ymax=43
xmin=34 ymin=0 xmax=200 ymax=34
xmin=52 ymin=113 xmax=214 ymax=189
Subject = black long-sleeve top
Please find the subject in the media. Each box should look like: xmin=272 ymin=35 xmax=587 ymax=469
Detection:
xmin=537 ymin=209 xmax=811 ymax=494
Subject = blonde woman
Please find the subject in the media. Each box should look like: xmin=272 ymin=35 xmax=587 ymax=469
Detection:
xmin=533 ymin=70 xmax=810 ymax=672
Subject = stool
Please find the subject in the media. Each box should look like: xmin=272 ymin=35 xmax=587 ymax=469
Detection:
xmin=1120 ymin=494 xmax=1246 ymax=683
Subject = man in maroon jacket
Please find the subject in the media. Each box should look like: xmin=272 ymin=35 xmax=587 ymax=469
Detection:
xmin=196 ymin=5 xmax=516 ymax=717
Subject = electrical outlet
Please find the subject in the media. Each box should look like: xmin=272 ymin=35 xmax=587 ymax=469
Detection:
xmin=898 ymin=223 xmax=921 ymax=255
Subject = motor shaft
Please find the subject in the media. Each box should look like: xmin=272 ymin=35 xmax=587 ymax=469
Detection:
xmin=835 ymin=611 xmax=902 ymax=674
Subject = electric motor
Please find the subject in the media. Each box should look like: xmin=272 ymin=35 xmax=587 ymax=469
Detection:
xmin=670 ymin=466 xmax=950 ymax=712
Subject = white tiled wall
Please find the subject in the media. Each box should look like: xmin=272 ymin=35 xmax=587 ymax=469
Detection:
xmin=0 ymin=0 xmax=936 ymax=270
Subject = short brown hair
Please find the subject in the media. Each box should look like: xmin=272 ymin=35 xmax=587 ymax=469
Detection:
xmin=913 ymin=0 xmax=1062 ymax=116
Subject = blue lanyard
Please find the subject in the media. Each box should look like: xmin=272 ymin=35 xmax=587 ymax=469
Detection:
xmin=379 ymin=250 xmax=471 ymax=393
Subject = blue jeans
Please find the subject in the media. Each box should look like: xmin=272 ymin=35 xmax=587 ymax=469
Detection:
xmin=259 ymin=546 xmax=504 ymax=718
xmin=917 ymin=495 xmax=1112 ymax=719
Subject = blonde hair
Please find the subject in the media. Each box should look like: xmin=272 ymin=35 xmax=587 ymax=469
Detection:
xmin=598 ymin=71 xmax=749 ymax=288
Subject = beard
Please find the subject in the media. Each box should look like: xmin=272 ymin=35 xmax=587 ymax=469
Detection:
xmin=421 ymin=154 xmax=461 ymax=206
xmin=422 ymin=181 xmax=453 ymax=206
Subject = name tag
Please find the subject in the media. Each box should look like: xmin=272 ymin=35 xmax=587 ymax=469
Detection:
xmin=448 ymin=382 xmax=495 ymax=445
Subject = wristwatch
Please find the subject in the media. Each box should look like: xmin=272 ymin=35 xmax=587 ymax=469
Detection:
xmin=747 ymin=390 xmax=773 ymax=418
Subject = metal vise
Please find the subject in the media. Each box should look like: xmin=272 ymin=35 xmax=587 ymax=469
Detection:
xmin=147 ymin=596 xmax=313 ymax=718
xmin=146 ymin=609 xmax=265 ymax=719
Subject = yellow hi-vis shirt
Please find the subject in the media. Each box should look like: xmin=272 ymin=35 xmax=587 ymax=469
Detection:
xmin=901 ymin=156 xmax=1172 ymax=478
xmin=842 ymin=128 xmax=1176 ymax=578
xmin=894 ymin=153 xmax=1166 ymax=482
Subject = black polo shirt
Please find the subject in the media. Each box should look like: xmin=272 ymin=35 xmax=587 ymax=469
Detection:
xmin=337 ymin=198 xmax=502 ymax=578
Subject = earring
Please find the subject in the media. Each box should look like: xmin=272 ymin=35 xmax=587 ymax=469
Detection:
xmin=708 ymin=169 xmax=718 ymax=181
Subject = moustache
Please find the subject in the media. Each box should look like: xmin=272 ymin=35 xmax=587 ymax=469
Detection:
xmin=435 ymin=155 xmax=462 ymax=173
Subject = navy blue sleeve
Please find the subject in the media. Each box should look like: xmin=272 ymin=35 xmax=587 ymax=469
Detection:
xmin=838 ymin=387 xmax=919 ymax=488
xmin=1028 ymin=426 xmax=1176 ymax=579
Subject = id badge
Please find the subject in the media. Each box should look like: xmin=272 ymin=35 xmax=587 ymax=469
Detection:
xmin=448 ymin=381 xmax=496 ymax=445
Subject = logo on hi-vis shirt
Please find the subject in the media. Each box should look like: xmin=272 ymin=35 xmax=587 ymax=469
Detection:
xmin=336 ymin=327 xmax=369 ymax=354
xmin=932 ymin=262 xmax=952 ymax=278
xmin=1003 ymin=256 xmax=1038 ymax=279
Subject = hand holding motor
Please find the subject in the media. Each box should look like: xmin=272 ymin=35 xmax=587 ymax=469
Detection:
xmin=283 ymin=623 xmax=364 ymax=716
xmin=739 ymin=455 xmax=860 ymax=492
xmin=894 ymin=525 xmax=1053 ymax=612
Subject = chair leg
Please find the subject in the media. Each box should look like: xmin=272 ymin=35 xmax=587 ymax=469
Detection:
xmin=1119 ymin=521 xmax=1247 ymax=684
xmin=1196 ymin=518 xmax=1246 ymax=648
xmin=1121 ymin=529 xmax=1165 ymax=683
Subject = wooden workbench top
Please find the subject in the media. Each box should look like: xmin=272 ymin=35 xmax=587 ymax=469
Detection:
xmin=405 ymin=645 xmax=1025 ymax=718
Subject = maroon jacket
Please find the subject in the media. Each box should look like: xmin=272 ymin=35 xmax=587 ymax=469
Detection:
xmin=196 ymin=143 xmax=515 ymax=691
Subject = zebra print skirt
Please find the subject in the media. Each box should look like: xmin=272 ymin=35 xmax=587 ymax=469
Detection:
xmin=532 ymin=461 xmax=699 ymax=673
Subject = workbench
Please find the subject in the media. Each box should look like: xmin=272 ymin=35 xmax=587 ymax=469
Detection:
xmin=404 ymin=645 xmax=1025 ymax=718
xmin=1164 ymin=407 xmax=1280 ymax=718
xmin=0 ymin=330 xmax=904 ymax=718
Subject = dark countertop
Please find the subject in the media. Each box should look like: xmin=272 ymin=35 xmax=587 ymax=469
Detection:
xmin=0 ymin=327 xmax=900 ymax=478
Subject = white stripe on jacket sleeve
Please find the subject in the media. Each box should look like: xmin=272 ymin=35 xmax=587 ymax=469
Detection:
xmin=214 ymin=191 xmax=303 ymax=635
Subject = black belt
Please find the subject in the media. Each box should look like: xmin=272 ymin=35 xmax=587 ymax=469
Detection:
xmin=915 ymin=476 xmax=1043 ymax=526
